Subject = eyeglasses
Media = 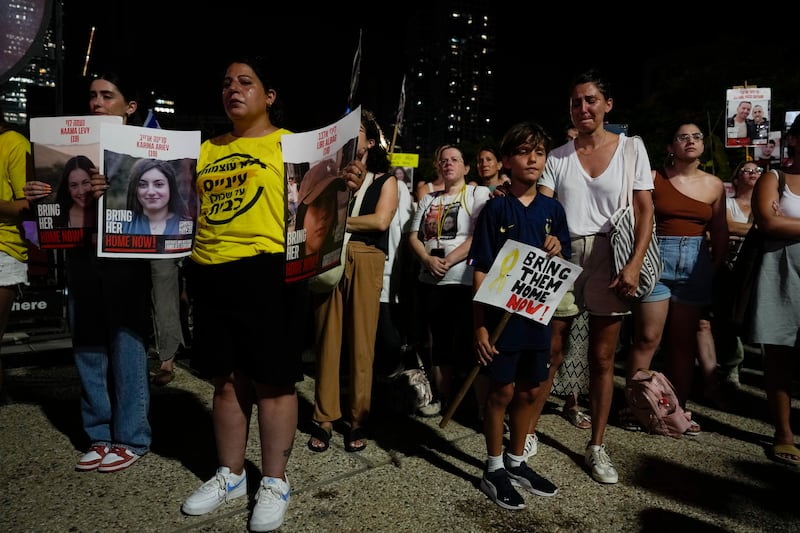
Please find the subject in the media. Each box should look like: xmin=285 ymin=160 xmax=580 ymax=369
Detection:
xmin=674 ymin=133 xmax=704 ymax=143
xmin=438 ymin=157 xmax=463 ymax=166
xmin=740 ymin=167 xmax=763 ymax=175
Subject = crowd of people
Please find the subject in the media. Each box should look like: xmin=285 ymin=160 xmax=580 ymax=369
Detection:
xmin=2 ymin=62 xmax=799 ymax=531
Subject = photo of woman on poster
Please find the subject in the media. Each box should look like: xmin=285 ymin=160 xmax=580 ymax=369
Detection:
xmin=56 ymin=154 xmax=97 ymax=229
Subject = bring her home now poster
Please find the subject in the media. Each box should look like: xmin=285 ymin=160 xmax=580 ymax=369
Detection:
xmin=97 ymin=123 xmax=200 ymax=259
xmin=29 ymin=115 xmax=121 ymax=249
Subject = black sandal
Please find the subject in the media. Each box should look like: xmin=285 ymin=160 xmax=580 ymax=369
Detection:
xmin=307 ymin=422 xmax=332 ymax=453
xmin=345 ymin=426 xmax=367 ymax=453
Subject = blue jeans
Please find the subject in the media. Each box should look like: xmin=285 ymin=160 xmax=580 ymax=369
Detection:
xmin=66 ymin=249 xmax=153 ymax=455
xmin=73 ymin=328 xmax=152 ymax=455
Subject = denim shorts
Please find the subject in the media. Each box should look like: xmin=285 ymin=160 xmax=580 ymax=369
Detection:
xmin=641 ymin=236 xmax=713 ymax=306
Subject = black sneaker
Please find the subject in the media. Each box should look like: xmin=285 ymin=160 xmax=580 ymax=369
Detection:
xmin=480 ymin=468 xmax=525 ymax=510
xmin=505 ymin=460 xmax=558 ymax=497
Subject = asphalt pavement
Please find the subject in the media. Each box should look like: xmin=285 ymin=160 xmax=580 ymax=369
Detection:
xmin=1 ymin=344 xmax=799 ymax=532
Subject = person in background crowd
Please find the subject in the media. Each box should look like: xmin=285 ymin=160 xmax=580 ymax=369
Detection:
xmin=470 ymin=121 xmax=568 ymax=509
xmin=392 ymin=166 xmax=413 ymax=193
xmin=307 ymin=108 xmax=397 ymax=455
xmin=414 ymin=144 xmax=449 ymax=204
xmin=712 ymin=161 xmax=762 ymax=393
xmin=24 ymin=70 xmax=154 ymax=474
xmin=748 ymin=116 xmax=800 ymax=467
xmin=623 ymin=124 xmax=727 ymax=430
xmin=408 ymin=144 xmax=491 ymax=416
xmin=538 ymin=68 xmax=655 ymax=485
xmin=179 ymin=56 xmax=364 ymax=532
xmin=472 ymin=146 xmax=510 ymax=192
xmin=374 ymin=165 xmax=416 ymax=378
xmin=0 ymin=115 xmax=32 ymax=402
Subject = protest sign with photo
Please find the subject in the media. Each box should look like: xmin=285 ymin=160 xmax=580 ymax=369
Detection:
xmin=282 ymin=106 xmax=360 ymax=282
xmin=97 ymin=123 xmax=200 ymax=258
xmin=29 ymin=115 xmax=121 ymax=249
xmin=725 ymin=87 xmax=771 ymax=148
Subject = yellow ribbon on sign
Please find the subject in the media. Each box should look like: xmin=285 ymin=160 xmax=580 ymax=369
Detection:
xmin=488 ymin=247 xmax=519 ymax=293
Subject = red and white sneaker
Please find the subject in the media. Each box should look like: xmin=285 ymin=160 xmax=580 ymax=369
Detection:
xmin=97 ymin=446 xmax=141 ymax=473
xmin=76 ymin=445 xmax=110 ymax=471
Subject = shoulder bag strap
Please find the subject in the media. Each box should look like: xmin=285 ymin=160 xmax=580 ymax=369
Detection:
xmin=623 ymin=136 xmax=637 ymax=208
xmin=350 ymin=171 xmax=374 ymax=217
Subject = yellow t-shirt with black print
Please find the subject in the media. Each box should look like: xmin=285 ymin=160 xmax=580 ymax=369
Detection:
xmin=192 ymin=129 xmax=290 ymax=265
xmin=0 ymin=129 xmax=31 ymax=263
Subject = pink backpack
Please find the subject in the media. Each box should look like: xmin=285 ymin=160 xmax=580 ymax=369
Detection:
xmin=625 ymin=369 xmax=693 ymax=439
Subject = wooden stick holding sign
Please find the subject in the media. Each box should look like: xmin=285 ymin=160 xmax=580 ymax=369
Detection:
xmin=438 ymin=239 xmax=581 ymax=429
xmin=439 ymin=311 xmax=511 ymax=428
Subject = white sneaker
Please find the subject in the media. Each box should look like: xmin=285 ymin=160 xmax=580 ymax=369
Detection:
xmin=585 ymin=444 xmax=618 ymax=484
xmin=521 ymin=433 xmax=538 ymax=461
xmin=97 ymin=446 xmax=141 ymax=473
xmin=181 ymin=466 xmax=247 ymax=516
xmin=75 ymin=444 xmax=110 ymax=471
xmin=250 ymin=475 xmax=291 ymax=532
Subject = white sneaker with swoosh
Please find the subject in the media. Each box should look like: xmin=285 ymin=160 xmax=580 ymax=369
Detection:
xmin=182 ymin=466 xmax=247 ymax=515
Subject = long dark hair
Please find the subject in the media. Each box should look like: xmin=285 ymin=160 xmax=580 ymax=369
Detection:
xmin=361 ymin=108 xmax=390 ymax=174
xmin=56 ymin=155 xmax=95 ymax=210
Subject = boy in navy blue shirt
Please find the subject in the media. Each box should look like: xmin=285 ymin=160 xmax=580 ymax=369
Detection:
xmin=469 ymin=122 xmax=571 ymax=510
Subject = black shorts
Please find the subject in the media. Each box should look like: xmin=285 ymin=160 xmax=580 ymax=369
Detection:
xmin=480 ymin=346 xmax=550 ymax=386
xmin=185 ymin=253 xmax=307 ymax=385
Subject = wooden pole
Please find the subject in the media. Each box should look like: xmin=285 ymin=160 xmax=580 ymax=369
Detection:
xmin=82 ymin=26 xmax=95 ymax=77
xmin=439 ymin=311 xmax=512 ymax=428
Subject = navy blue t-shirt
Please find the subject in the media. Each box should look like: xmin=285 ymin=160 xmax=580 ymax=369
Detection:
xmin=468 ymin=192 xmax=571 ymax=350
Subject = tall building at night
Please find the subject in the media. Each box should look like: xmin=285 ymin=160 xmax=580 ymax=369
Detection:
xmin=402 ymin=2 xmax=497 ymax=170
xmin=1 ymin=0 xmax=57 ymax=125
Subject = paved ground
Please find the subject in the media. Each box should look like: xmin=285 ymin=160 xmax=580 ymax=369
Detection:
xmin=1 ymin=346 xmax=799 ymax=532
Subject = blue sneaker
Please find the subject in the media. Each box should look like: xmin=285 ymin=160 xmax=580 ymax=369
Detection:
xmin=181 ymin=466 xmax=247 ymax=515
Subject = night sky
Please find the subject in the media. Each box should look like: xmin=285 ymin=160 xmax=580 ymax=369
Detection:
xmin=53 ymin=4 xmax=800 ymax=149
